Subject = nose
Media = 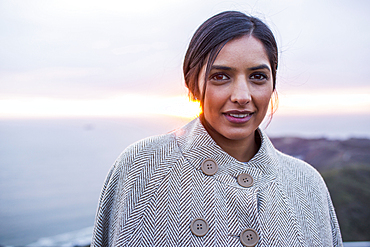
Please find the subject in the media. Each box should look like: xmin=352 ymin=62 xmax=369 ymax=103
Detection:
xmin=230 ymin=77 xmax=251 ymax=105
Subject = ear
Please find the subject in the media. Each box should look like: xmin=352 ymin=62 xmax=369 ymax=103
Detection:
xmin=193 ymin=82 xmax=202 ymax=101
xmin=269 ymin=90 xmax=278 ymax=115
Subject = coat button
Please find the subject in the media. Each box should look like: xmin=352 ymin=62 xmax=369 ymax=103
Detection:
xmin=201 ymin=158 xmax=218 ymax=176
xmin=237 ymin=173 xmax=254 ymax=188
xmin=190 ymin=218 xmax=209 ymax=237
xmin=240 ymin=228 xmax=259 ymax=246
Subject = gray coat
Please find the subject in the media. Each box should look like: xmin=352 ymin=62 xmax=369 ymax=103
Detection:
xmin=92 ymin=118 xmax=343 ymax=246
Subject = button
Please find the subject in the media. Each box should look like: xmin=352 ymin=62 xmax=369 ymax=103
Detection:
xmin=190 ymin=218 xmax=209 ymax=237
xmin=240 ymin=228 xmax=259 ymax=246
xmin=237 ymin=173 xmax=253 ymax=188
xmin=201 ymin=158 xmax=218 ymax=176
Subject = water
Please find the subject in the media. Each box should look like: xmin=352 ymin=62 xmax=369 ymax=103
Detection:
xmin=26 ymin=226 xmax=94 ymax=247
xmin=343 ymin=242 xmax=370 ymax=247
xmin=1 ymin=114 xmax=369 ymax=246
xmin=0 ymin=116 xmax=189 ymax=246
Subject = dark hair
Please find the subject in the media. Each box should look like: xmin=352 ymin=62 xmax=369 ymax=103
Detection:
xmin=183 ymin=11 xmax=278 ymax=102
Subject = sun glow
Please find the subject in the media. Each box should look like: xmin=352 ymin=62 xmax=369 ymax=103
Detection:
xmin=0 ymin=95 xmax=201 ymax=119
xmin=276 ymin=89 xmax=370 ymax=116
xmin=1 ymin=89 xmax=369 ymax=119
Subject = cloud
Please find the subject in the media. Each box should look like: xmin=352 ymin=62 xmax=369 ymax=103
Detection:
xmin=1 ymin=0 xmax=369 ymax=102
xmin=112 ymin=42 xmax=168 ymax=55
xmin=0 ymin=67 xmax=105 ymax=98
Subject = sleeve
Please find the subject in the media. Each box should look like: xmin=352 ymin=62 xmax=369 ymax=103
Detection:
xmin=327 ymin=191 xmax=344 ymax=247
xmin=91 ymin=161 xmax=121 ymax=247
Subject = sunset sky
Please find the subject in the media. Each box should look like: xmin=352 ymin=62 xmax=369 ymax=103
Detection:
xmin=0 ymin=0 xmax=369 ymax=119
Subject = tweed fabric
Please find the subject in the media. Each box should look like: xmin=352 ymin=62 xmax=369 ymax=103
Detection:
xmin=91 ymin=118 xmax=343 ymax=246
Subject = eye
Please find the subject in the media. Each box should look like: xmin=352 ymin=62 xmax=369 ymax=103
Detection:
xmin=250 ymin=73 xmax=268 ymax=81
xmin=210 ymin=73 xmax=230 ymax=81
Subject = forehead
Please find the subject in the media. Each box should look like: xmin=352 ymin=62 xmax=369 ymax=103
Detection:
xmin=213 ymin=35 xmax=270 ymax=68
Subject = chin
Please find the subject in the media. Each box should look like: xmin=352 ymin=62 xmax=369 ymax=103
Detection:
xmin=220 ymin=127 xmax=257 ymax=141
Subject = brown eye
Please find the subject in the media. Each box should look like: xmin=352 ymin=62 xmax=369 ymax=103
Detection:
xmin=250 ymin=73 xmax=267 ymax=80
xmin=210 ymin=73 xmax=229 ymax=81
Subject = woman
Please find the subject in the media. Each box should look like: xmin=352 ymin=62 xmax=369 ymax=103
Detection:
xmin=92 ymin=11 xmax=343 ymax=246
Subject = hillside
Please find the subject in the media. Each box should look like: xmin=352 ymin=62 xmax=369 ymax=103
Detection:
xmin=270 ymin=137 xmax=370 ymax=241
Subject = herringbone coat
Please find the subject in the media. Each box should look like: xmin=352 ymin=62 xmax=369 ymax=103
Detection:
xmin=92 ymin=118 xmax=343 ymax=246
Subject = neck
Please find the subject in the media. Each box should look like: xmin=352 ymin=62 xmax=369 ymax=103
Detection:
xmin=200 ymin=116 xmax=260 ymax=162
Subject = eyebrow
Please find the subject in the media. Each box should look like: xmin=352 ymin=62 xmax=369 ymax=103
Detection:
xmin=210 ymin=65 xmax=233 ymax=71
xmin=248 ymin=64 xmax=271 ymax=71
xmin=211 ymin=64 xmax=271 ymax=71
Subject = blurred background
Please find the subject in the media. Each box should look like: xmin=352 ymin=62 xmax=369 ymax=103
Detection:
xmin=0 ymin=0 xmax=369 ymax=246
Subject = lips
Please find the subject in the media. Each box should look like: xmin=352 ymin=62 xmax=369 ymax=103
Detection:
xmin=228 ymin=113 xmax=252 ymax=118
xmin=223 ymin=110 xmax=254 ymax=124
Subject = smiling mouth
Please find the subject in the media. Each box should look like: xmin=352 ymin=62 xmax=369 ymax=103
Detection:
xmin=223 ymin=112 xmax=254 ymax=123
xmin=227 ymin=113 xmax=253 ymax=118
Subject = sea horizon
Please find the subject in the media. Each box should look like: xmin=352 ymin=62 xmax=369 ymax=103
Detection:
xmin=1 ymin=114 xmax=369 ymax=246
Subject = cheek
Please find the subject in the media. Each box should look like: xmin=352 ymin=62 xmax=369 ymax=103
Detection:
xmin=254 ymin=89 xmax=273 ymax=110
xmin=203 ymin=85 xmax=229 ymax=114
xmin=249 ymin=81 xmax=273 ymax=105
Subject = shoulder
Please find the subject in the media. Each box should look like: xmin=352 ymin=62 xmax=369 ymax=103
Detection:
xmin=117 ymin=131 xmax=179 ymax=163
xmin=92 ymin=130 xmax=184 ymax=245
xmin=100 ymin=130 xmax=184 ymax=206
xmin=274 ymin=148 xmax=327 ymax=186
xmin=259 ymin=129 xmax=325 ymax=185
xmin=276 ymin=150 xmax=318 ymax=173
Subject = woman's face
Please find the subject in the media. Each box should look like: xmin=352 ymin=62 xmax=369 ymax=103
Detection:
xmin=199 ymin=35 xmax=273 ymax=143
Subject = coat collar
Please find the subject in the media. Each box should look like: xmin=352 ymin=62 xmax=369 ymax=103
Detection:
xmin=175 ymin=117 xmax=280 ymax=188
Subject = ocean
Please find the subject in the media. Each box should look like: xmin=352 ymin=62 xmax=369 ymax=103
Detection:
xmin=1 ymin=114 xmax=369 ymax=246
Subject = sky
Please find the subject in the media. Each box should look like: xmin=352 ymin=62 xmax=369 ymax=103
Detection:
xmin=0 ymin=0 xmax=369 ymax=119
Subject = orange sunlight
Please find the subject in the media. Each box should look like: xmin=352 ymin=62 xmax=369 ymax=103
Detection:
xmin=277 ymin=88 xmax=370 ymax=116
xmin=0 ymin=89 xmax=369 ymax=119
xmin=0 ymin=95 xmax=202 ymax=119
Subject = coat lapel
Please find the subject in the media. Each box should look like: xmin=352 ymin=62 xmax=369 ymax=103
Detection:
xmin=175 ymin=118 xmax=304 ymax=246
